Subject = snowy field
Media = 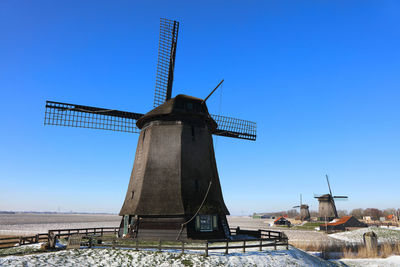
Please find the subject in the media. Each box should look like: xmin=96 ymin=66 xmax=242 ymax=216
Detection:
xmin=330 ymin=227 xmax=400 ymax=244
xmin=0 ymin=245 xmax=342 ymax=267
xmin=0 ymin=214 xmax=120 ymax=235
xmin=340 ymin=256 xmax=400 ymax=267
xmin=2 ymin=243 xmax=400 ymax=267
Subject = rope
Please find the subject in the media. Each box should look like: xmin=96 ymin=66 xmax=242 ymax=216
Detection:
xmin=176 ymin=180 xmax=213 ymax=240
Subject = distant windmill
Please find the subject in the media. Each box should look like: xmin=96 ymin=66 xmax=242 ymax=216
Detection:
xmin=314 ymin=175 xmax=348 ymax=221
xmin=293 ymin=194 xmax=310 ymax=221
xmin=43 ymin=18 xmax=256 ymax=240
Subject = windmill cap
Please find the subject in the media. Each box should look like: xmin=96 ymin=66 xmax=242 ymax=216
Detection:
xmin=136 ymin=94 xmax=218 ymax=129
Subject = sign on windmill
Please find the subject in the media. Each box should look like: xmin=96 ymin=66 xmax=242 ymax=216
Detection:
xmin=314 ymin=175 xmax=348 ymax=221
xmin=44 ymin=18 xmax=257 ymax=241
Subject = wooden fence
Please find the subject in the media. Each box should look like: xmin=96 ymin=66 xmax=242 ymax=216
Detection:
xmin=88 ymin=234 xmax=288 ymax=256
xmin=0 ymin=234 xmax=48 ymax=248
xmin=0 ymin=227 xmax=119 ymax=249
xmin=0 ymin=226 xmax=289 ymax=256
xmin=48 ymin=227 xmax=119 ymax=239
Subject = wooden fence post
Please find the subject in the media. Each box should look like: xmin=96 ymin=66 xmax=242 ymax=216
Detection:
xmin=36 ymin=234 xmax=39 ymax=243
xmin=274 ymin=240 xmax=277 ymax=250
xmin=19 ymin=236 xmax=22 ymax=246
xmin=225 ymin=240 xmax=229 ymax=255
xmin=181 ymin=241 xmax=185 ymax=254
xmin=259 ymin=239 xmax=262 ymax=251
xmin=135 ymin=239 xmax=139 ymax=251
xmin=205 ymin=242 xmax=208 ymax=257
xmin=159 ymin=239 xmax=162 ymax=252
xmin=243 ymin=241 xmax=246 ymax=253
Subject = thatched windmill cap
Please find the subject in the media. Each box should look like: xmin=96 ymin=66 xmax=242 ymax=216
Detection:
xmin=136 ymin=94 xmax=217 ymax=130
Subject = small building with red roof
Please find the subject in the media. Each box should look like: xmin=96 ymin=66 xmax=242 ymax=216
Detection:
xmin=386 ymin=214 xmax=398 ymax=221
xmin=274 ymin=216 xmax=291 ymax=226
xmin=319 ymin=216 xmax=367 ymax=231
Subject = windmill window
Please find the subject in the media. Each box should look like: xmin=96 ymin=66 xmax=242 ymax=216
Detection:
xmin=131 ymin=191 xmax=134 ymax=199
xmin=195 ymin=215 xmax=213 ymax=232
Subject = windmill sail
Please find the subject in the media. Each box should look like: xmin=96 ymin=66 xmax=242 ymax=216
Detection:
xmin=44 ymin=101 xmax=143 ymax=133
xmin=211 ymin=114 xmax=256 ymax=141
xmin=154 ymin=18 xmax=179 ymax=107
xmin=44 ymin=101 xmax=257 ymax=140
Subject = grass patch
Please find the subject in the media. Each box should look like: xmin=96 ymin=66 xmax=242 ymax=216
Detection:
xmin=181 ymin=258 xmax=193 ymax=266
xmin=292 ymin=222 xmax=323 ymax=230
xmin=0 ymin=244 xmax=43 ymax=257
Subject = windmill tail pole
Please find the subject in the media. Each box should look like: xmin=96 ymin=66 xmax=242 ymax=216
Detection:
xmin=176 ymin=180 xmax=213 ymax=240
xmin=202 ymin=79 xmax=224 ymax=104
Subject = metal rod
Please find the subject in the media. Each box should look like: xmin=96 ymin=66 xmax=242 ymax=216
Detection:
xmin=202 ymin=79 xmax=224 ymax=103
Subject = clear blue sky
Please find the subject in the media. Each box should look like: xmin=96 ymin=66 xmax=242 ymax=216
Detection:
xmin=0 ymin=1 xmax=399 ymax=215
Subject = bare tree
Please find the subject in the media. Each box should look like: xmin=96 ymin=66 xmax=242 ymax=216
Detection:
xmin=338 ymin=210 xmax=348 ymax=217
xmin=350 ymin=208 xmax=364 ymax=219
xmin=383 ymin=208 xmax=396 ymax=217
xmin=364 ymin=208 xmax=383 ymax=220
xmin=287 ymin=209 xmax=299 ymax=218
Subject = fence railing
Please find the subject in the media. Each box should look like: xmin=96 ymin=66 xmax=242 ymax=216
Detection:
xmin=0 ymin=226 xmax=289 ymax=256
xmin=48 ymin=227 xmax=119 ymax=239
xmin=0 ymin=234 xmax=48 ymax=248
xmin=0 ymin=227 xmax=118 ymax=249
xmin=87 ymin=235 xmax=289 ymax=256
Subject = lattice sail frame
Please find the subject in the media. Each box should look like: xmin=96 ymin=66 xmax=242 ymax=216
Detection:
xmin=211 ymin=114 xmax=257 ymax=141
xmin=44 ymin=101 xmax=142 ymax=133
xmin=154 ymin=18 xmax=179 ymax=108
xmin=44 ymin=101 xmax=256 ymax=140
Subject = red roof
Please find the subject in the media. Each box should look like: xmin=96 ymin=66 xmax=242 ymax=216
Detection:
xmin=322 ymin=216 xmax=352 ymax=226
xmin=274 ymin=216 xmax=288 ymax=223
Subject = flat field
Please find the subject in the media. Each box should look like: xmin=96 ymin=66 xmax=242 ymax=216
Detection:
xmin=0 ymin=213 xmax=121 ymax=235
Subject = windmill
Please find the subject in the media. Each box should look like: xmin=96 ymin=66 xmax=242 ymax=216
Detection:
xmin=292 ymin=194 xmax=310 ymax=221
xmin=314 ymin=175 xmax=348 ymax=221
xmin=43 ymin=18 xmax=256 ymax=240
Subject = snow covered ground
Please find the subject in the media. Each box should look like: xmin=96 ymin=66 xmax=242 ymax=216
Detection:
xmin=0 ymin=246 xmax=342 ymax=267
xmin=0 ymin=214 xmax=120 ymax=235
xmin=339 ymin=255 xmax=400 ymax=267
xmin=329 ymin=227 xmax=400 ymax=244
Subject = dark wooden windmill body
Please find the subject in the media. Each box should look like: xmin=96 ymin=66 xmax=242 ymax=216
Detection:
xmin=293 ymin=194 xmax=310 ymax=221
xmin=315 ymin=175 xmax=348 ymax=221
xmin=44 ymin=19 xmax=256 ymax=240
